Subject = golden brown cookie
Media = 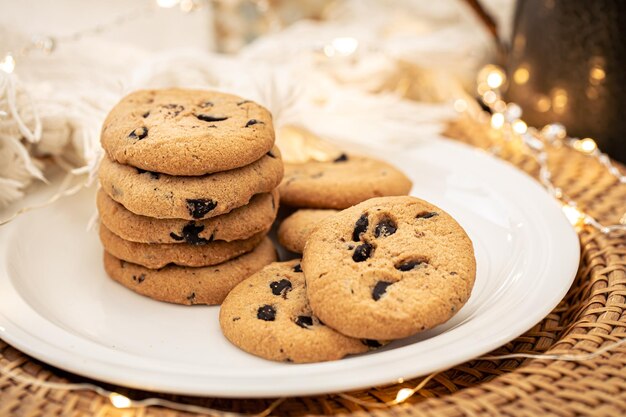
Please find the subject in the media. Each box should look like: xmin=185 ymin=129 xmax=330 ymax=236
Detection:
xmin=277 ymin=209 xmax=338 ymax=253
xmin=99 ymin=223 xmax=265 ymax=269
xmin=302 ymin=196 xmax=476 ymax=340
xmin=97 ymin=189 xmax=278 ymax=244
xmin=98 ymin=147 xmax=283 ymax=220
xmin=103 ymin=238 xmax=277 ymax=305
xmin=100 ymin=89 xmax=275 ymax=176
xmin=279 ymin=153 xmax=412 ymax=209
xmin=220 ymin=260 xmax=379 ymax=363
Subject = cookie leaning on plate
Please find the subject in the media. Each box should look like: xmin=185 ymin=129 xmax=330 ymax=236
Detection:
xmin=279 ymin=153 xmax=412 ymax=209
xmin=97 ymin=189 xmax=278 ymax=244
xmin=104 ymin=238 xmax=277 ymax=305
xmin=99 ymin=224 xmax=266 ymax=269
xmin=220 ymin=260 xmax=380 ymax=363
xmin=100 ymin=89 xmax=275 ymax=176
xmin=277 ymin=209 xmax=338 ymax=254
xmin=98 ymin=146 xmax=283 ymax=219
xmin=302 ymin=196 xmax=476 ymax=340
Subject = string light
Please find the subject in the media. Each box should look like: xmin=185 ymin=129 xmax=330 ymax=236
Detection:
xmin=467 ymin=64 xmax=626 ymax=234
xmin=0 ymin=54 xmax=15 ymax=73
xmin=109 ymin=392 xmax=132 ymax=409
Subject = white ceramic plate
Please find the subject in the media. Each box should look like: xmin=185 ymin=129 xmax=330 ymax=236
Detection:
xmin=0 ymin=138 xmax=579 ymax=398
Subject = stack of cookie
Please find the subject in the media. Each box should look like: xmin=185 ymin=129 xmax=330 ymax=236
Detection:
xmin=277 ymin=153 xmax=413 ymax=253
xmin=220 ymin=196 xmax=477 ymax=363
xmin=97 ymin=88 xmax=282 ymax=305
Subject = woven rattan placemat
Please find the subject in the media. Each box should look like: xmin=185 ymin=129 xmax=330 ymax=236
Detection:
xmin=1 ymin=116 xmax=625 ymax=416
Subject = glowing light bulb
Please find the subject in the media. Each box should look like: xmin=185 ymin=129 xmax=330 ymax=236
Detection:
xmin=331 ymin=37 xmax=359 ymax=56
xmin=562 ymin=205 xmax=585 ymax=228
xmin=0 ymin=54 xmax=15 ymax=73
xmin=574 ymin=138 xmax=597 ymax=154
xmin=156 ymin=0 xmax=180 ymax=8
xmin=491 ymin=113 xmax=505 ymax=129
xmin=513 ymin=66 xmax=530 ymax=85
xmin=487 ymin=71 xmax=504 ymax=89
xmin=482 ymin=90 xmax=497 ymax=105
xmin=512 ymin=120 xmax=527 ymax=134
xmin=395 ymin=388 xmax=414 ymax=403
xmin=453 ymin=99 xmax=468 ymax=112
xmin=541 ymin=123 xmax=567 ymax=141
xmin=109 ymin=393 xmax=132 ymax=409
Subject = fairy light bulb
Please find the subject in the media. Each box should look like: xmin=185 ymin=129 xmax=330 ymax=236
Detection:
xmin=512 ymin=120 xmax=527 ymax=134
xmin=453 ymin=99 xmax=468 ymax=112
xmin=156 ymin=0 xmax=180 ymax=8
xmin=109 ymin=393 xmax=132 ymax=409
xmin=482 ymin=90 xmax=497 ymax=105
xmin=0 ymin=54 xmax=15 ymax=73
xmin=573 ymin=138 xmax=597 ymax=154
xmin=491 ymin=113 xmax=505 ymax=129
xmin=562 ymin=204 xmax=585 ymax=229
xmin=395 ymin=388 xmax=414 ymax=403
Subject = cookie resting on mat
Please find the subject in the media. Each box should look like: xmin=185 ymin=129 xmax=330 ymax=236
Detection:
xmin=97 ymin=189 xmax=279 ymax=244
xmin=98 ymin=146 xmax=283 ymax=220
xmin=100 ymin=88 xmax=276 ymax=176
xmin=302 ymin=196 xmax=476 ymax=340
xmin=278 ymin=153 xmax=412 ymax=209
xmin=219 ymin=260 xmax=384 ymax=363
xmin=103 ymin=238 xmax=277 ymax=305
xmin=277 ymin=209 xmax=338 ymax=254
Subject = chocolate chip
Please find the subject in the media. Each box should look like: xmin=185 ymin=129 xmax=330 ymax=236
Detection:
xmin=199 ymin=101 xmax=213 ymax=108
xmin=196 ymin=114 xmax=228 ymax=122
xmin=187 ymin=292 xmax=196 ymax=302
xmin=416 ymin=211 xmax=438 ymax=219
xmin=270 ymin=279 xmax=292 ymax=298
xmin=160 ymin=104 xmax=184 ymax=117
xmin=374 ymin=217 xmax=397 ymax=238
xmin=352 ymin=213 xmax=369 ymax=242
xmin=257 ymin=305 xmax=276 ymax=321
xmin=142 ymin=111 xmax=150 ymax=118
xmin=334 ymin=153 xmax=348 ymax=162
xmin=245 ymin=119 xmax=264 ymax=127
xmin=128 ymin=127 xmax=148 ymax=140
xmin=362 ymin=339 xmax=382 ymax=348
xmin=232 ymin=317 xmax=240 ymax=321
xmin=372 ymin=281 xmax=392 ymax=301
xmin=292 ymin=263 xmax=302 ymax=273
xmin=266 ymin=150 xmax=276 ymax=158
xmin=132 ymin=274 xmax=145 ymax=284
xmin=170 ymin=222 xmax=211 ymax=245
xmin=352 ymin=243 xmax=373 ymax=262
xmin=237 ymin=100 xmax=250 ymax=106
xmin=450 ymin=271 xmax=458 ymax=276
xmin=395 ymin=259 xmax=424 ymax=271
xmin=186 ymin=199 xmax=217 ymax=219
xmin=169 ymin=232 xmax=184 ymax=241
xmin=295 ymin=315 xmax=313 ymax=329
xmin=136 ymin=168 xmax=160 ymax=179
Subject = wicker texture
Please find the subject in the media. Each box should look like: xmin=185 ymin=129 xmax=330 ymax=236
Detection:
xmin=1 ymin=116 xmax=625 ymax=416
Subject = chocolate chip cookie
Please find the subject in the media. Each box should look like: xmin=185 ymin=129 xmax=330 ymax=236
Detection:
xmin=277 ymin=209 xmax=338 ymax=253
xmin=103 ymin=238 xmax=277 ymax=305
xmin=98 ymin=147 xmax=283 ymax=219
xmin=100 ymin=89 xmax=275 ymax=176
xmin=302 ymin=196 xmax=476 ymax=340
xmin=279 ymin=153 xmax=412 ymax=209
xmin=99 ymin=223 xmax=265 ymax=269
xmin=220 ymin=260 xmax=378 ymax=363
xmin=97 ymin=189 xmax=278 ymax=244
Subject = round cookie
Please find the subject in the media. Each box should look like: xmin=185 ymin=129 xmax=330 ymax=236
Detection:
xmin=278 ymin=209 xmax=338 ymax=253
xmin=103 ymin=238 xmax=277 ymax=305
xmin=220 ymin=260 xmax=380 ymax=363
xmin=100 ymin=89 xmax=275 ymax=176
xmin=97 ymin=189 xmax=278 ymax=244
xmin=302 ymin=196 xmax=476 ymax=340
xmin=99 ymin=223 xmax=265 ymax=269
xmin=279 ymin=153 xmax=412 ymax=209
xmin=98 ymin=147 xmax=283 ymax=220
